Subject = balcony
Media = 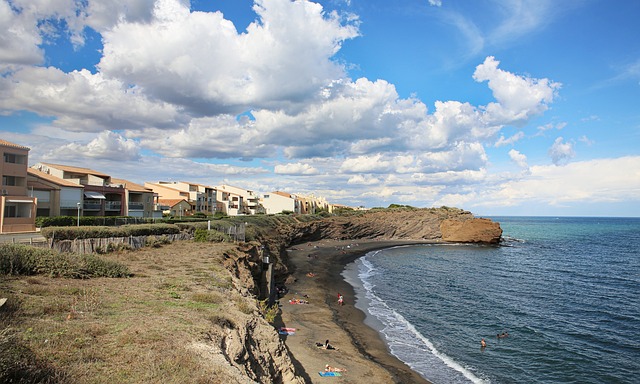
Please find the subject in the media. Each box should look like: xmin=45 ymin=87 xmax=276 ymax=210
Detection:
xmin=105 ymin=201 xmax=122 ymax=211
xmin=83 ymin=201 xmax=101 ymax=211
xmin=128 ymin=202 xmax=144 ymax=210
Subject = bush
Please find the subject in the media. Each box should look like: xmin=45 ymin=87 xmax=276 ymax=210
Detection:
xmin=40 ymin=223 xmax=181 ymax=240
xmin=257 ymin=299 xmax=278 ymax=323
xmin=194 ymin=228 xmax=232 ymax=243
xmin=0 ymin=244 xmax=131 ymax=278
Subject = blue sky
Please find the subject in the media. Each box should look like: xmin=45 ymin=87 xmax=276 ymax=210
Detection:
xmin=1 ymin=0 xmax=639 ymax=216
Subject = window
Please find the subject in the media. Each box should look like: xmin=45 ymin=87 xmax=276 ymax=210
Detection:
xmin=3 ymin=153 xmax=26 ymax=164
xmin=4 ymin=205 xmax=16 ymax=217
xmin=2 ymin=175 xmax=16 ymax=186
xmin=263 ymin=194 xmax=270 ymax=198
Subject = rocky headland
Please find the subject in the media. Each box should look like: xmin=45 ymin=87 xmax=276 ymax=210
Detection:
xmin=1 ymin=207 xmax=501 ymax=383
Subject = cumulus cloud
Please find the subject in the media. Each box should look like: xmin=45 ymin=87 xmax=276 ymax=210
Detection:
xmin=98 ymin=0 xmax=359 ymax=115
xmin=548 ymin=137 xmax=575 ymax=165
xmin=494 ymin=156 xmax=640 ymax=206
xmin=274 ymin=162 xmax=320 ymax=175
xmin=0 ymin=67 xmax=181 ymax=131
xmin=508 ymin=149 xmax=528 ymax=168
xmin=0 ymin=0 xmax=44 ymax=70
xmin=46 ymin=131 xmax=141 ymax=161
xmin=473 ymin=56 xmax=560 ymax=125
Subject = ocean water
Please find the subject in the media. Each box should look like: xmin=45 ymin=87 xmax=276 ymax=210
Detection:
xmin=343 ymin=217 xmax=640 ymax=383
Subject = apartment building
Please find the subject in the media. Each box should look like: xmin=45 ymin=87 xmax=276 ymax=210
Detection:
xmin=260 ymin=191 xmax=296 ymax=214
xmin=215 ymin=184 xmax=262 ymax=215
xmin=111 ymin=178 xmax=158 ymax=218
xmin=31 ymin=163 xmax=158 ymax=218
xmin=27 ymin=167 xmax=84 ymax=217
xmin=0 ymin=140 xmax=37 ymax=233
xmin=145 ymin=181 xmax=217 ymax=215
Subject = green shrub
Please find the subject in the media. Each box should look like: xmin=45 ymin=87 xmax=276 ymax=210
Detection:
xmin=40 ymin=224 xmax=181 ymax=240
xmin=0 ymin=244 xmax=130 ymax=278
xmin=194 ymin=228 xmax=232 ymax=243
xmin=257 ymin=299 xmax=278 ymax=323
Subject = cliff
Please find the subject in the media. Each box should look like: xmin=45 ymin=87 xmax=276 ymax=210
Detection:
xmin=286 ymin=207 xmax=502 ymax=244
xmin=1 ymin=208 xmax=501 ymax=384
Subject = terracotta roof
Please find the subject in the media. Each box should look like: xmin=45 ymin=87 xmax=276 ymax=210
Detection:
xmin=0 ymin=139 xmax=30 ymax=150
xmin=111 ymin=178 xmax=152 ymax=193
xmin=38 ymin=162 xmax=110 ymax=178
xmin=158 ymin=198 xmax=189 ymax=207
xmin=27 ymin=168 xmax=83 ymax=188
xmin=272 ymin=191 xmax=293 ymax=198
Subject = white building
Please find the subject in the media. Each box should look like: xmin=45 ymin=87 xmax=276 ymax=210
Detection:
xmin=260 ymin=191 xmax=296 ymax=214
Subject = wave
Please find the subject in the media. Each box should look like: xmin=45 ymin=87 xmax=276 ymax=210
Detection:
xmin=358 ymin=255 xmax=489 ymax=384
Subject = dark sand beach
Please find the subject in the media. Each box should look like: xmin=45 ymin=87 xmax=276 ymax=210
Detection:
xmin=278 ymin=239 xmax=433 ymax=383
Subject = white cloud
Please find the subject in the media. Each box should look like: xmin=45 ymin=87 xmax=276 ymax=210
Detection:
xmin=473 ymin=56 xmax=560 ymax=125
xmin=428 ymin=0 xmax=443 ymax=6
xmin=274 ymin=162 xmax=320 ymax=175
xmin=508 ymin=149 xmax=528 ymax=168
xmin=495 ymin=131 xmax=525 ymax=147
xmin=97 ymin=0 xmax=359 ymax=114
xmin=548 ymin=137 xmax=574 ymax=165
xmin=488 ymin=0 xmax=555 ymax=45
xmin=496 ymin=156 xmax=640 ymax=205
xmin=347 ymin=174 xmax=381 ymax=185
xmin=0 ymin=67 xmax=181 ymax=131
xmin=0 ymin=0 xmax=44 ymax=70
xmin=46 ymin=131 xmax=140 ymax=161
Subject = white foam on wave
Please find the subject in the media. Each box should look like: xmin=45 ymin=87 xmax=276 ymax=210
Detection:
xmin=356 ymin=254 xmax=489 ymax=384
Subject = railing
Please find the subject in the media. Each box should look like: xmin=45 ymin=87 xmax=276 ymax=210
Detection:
xmin=105 ymin=201 xmax=121 ymax=211
xmin=128 ymin=202 xmax=144 ymax=210
xmin=83 ymin=202 xmax=101 ymax=210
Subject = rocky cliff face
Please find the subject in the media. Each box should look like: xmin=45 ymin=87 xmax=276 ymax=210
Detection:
xmin=287 ymin=207 xmax=502 ymax=244
xmin=216 ymin=208 xmax=502 ymax=383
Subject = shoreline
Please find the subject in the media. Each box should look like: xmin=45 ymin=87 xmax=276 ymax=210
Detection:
xmin=278 ymin=239 xmax=433 ymax=383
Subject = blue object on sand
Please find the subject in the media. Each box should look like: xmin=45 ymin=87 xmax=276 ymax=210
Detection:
xmin=318 ymin=372 xmax=342 ymax=377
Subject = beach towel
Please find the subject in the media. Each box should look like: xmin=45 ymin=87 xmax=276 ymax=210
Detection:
xmin=278 ymin=330 xmax=295 ymax=335
xmin=279 ymin=327 xmax=296 ymax=332
xmin=318 ymin=372 xmax=342 ymax=377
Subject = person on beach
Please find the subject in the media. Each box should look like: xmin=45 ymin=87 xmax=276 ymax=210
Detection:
xmin=325 ymin=364 xmax=347 ymax=372
xmin=320 ymin=339 xmax=336 ymax=350
xmin=338 ymin=295 xmax=344 ymax=306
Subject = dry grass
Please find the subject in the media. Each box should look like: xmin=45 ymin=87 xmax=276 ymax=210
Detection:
xmin=0 ymin=241 xmax=255 ymax=383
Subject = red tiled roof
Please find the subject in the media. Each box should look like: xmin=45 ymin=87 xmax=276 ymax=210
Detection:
xmin=0 ymin=139 xmax=30 ymax=150
xmin=111 ymin=178 xmax=152 ymax=193
xmin=158 ymin=199 xmax=188 ymax=207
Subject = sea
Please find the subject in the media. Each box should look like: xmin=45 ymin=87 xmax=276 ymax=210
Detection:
xmin=342 ymin=216 xmax=640 ymax=384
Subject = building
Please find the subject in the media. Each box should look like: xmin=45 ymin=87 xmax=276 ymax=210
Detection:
xmin=157 ymin=198 xmax=192 ymax=217
xmin=215 ymin=184 xmax=262 ymax=215
xmin=260 ymin=191 xmax=296 ymax=214
xmin=27 ymin=167 xmax=84 ymax=217
xmin=111 ymin=178 xmax=158 ymax=218
xmin=0 ymin=140 xmax=37 ymax=233
xmin=145 ymin=181 xmax=217 ymax=215
xmin=30 ymin=163 xmax=158 ymax=218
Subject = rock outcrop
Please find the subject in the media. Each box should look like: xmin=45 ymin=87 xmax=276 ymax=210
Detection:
xmin=284 ymin=207 xmax=502 ymax=244
xmin=440 ymin=218 xmax=503 ymax=244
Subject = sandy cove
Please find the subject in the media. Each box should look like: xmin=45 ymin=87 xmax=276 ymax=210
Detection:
xmin=276 ymin=239 xmax=433 ymax=384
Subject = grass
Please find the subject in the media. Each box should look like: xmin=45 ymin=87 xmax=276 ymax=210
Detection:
xmin=0 ymin=241 xmax=258 ymax=383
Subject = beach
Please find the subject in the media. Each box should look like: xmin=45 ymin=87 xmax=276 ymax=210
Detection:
xmin=277 ymin=239 xmax=432 ymax=384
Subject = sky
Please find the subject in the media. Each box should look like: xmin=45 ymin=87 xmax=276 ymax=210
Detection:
xmin=1 ymin=0 xmax=639 ymax=217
